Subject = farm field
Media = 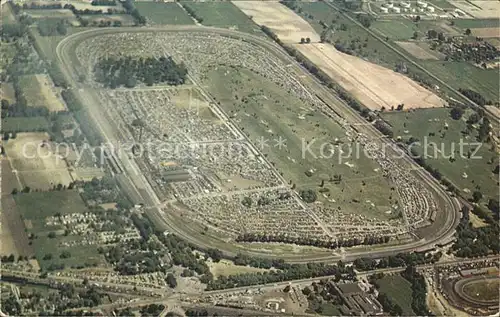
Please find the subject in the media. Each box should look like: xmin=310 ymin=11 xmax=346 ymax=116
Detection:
xmin=0 ymin=83 xmax=16 ymax=103
xmin=1 ymin=195 xmax=34 ymax=257
xmin=135 ymin=2 xmax=193 ymax=25
xmin=19 ymin=74 xmax=67 ymax=111
xmin=452 ymin=18 xmax=500 ymax=29
xmin=470 ymin=28 xmax=499 ymax=38
xmin=3 ymin=132 xmax=73 ymax=190
xmin=396 ymin=41 xmax=441 ymax=60
xmin=295 ymin=43 xmax=446 ymax=111
xmin=205 ymin=65 xmax=396 ymax=220
xmin=448 ymin=0 xmax=500 ymax=18
xmin=1 ymin=2 xmax=16 ymax=23
xmin=372 ymin=19 xmax=460 ymax=41
xmin=420 ymin=61 xmax=499 ymax=102
xmin=23 ymin=9 xmax=74 ymax=19
xmin=183 ymin=1 xmax=262 ymax=35
xmin=377 ymin=275 xmax=415 ymax=316
xmin=292 ymin=1 xmax=409 ymax=68
xmin=2 ymin=117 xmax=50 ymax=133
xmin=381 ymin=108 xmax=499 ymax=200
xmin=232 ymin=0 xmax=319 ymax=42
xmin=13 ymin=191 xmax=105 ymax=270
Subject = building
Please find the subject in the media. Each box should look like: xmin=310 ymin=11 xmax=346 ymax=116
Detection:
xmin=380 ymin=6 xmax=389 ymax=13
xmin=427 ymin=6 xmax=435 ymax=12
xmin=417 ymin=0 xmax=428 ymax=7
xmin=392 ymin=6 xmax=401 ymax=13
xmin=400 ymin=1 xmax=411 ymax=8
xmin=332 ymin=282 xmax=384 ymax=316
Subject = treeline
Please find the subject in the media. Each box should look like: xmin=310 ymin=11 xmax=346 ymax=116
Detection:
xmin=94 ymin=56 xmax=188 ymax=88
xmin=182 ymin=3 xmax=203 ymax=23
xmin=60 ymin=89 xmax=83 ymax=112
xmin=377 ymin=293 xmax=403 ymax=316
xmin=401 ymin=266 xmax=432 ymax=316
xmin=236 ymin=233 xmax=390 ymax=249
xmin=458 ymin=88 xmax=492 ymax=106
xmin=260 ymin=25 xmax=369 ymax=117
xmin=452 ymin=206 xmax=499 ymax=258
xmin=141 ymin=217 xmax=357 ymax=290
xmin=63 ymin=4 xmax=125 ymax=16
xmin=38 ymin=18 xmax=67 ymax=36
xmin=206 ymin=262 xmax=355 ymax=291
xmin=122 ymin=0 xmax=146 ymax=25
xmin=91 ymin=0 xmax=116 ymax=6
xmin=353 ymin=251 xmax=441 ymax=271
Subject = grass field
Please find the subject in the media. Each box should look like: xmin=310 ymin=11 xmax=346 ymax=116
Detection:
xmin=452 ymin=18 xmax=500 ymax=29
xmin=207 ymin=259 xmax=270 ymax=279
xmin=377 ymin=275 xmax=415 ymax=315
xmin=205 ymin=65 xmax=395 ymax=220
xmin=372 ymin=19 xmax=459 ymax=41
xmin=1 ymin=3 xmax=16 ymax=24
xmin=13 ymin=191 xmax=104 ymax=270
xmin=420 ymin=61 xmax=499 ymax=102
xmin=463 ymin=279 xmax=500 ymax=301
xmin=2 ymin=117 xmax=50 ymax=132
xmin=23 ymin=9 xmax=74 ymax=19
xmin=19 ymin=74 xmax=66 ymax=111
xmin=381 ymin=108 xmax=498 ymax=200
xmin=182 ymin=2 xmax=262 ymax=35
xmin=135 ymin=2 xmax=194 ymax=25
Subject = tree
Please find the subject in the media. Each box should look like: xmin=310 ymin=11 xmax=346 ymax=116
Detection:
xmin=242 ymin=196 xmax=252 ymax=207
xmin=300 ymin=189 xmax=317 ymax=203
xmin=305 ymin=37 xmax=311 ymax=43
xmin=465 ymin=28 xmax=471 ymax=35
xmin=166 ymin=273 xmax=177 ymax=288
xmin=450 ymin=107 xmax=464 ymax=120
xmin=472 ymin=191 xmax=483 ymax=203
xmin=412 ymin=31 xmax=418 ymax=39
xmin=48 ymin=232 xmax=57 ymax=238
xmin=300 ymin=37 xmax=305 ymax=44
xmin=427 ymin=29 xmax=437 ymax=39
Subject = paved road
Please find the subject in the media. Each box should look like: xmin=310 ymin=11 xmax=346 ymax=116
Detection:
xmin=55 ymin=26 xmax=460 ymax=263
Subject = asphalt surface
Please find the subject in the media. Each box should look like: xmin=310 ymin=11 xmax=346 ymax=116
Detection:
xmin=55 ymin=25 xmax=460 ymax=263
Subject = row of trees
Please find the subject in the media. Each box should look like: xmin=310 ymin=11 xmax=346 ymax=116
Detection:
xmin=93 ymin=56 xmax=188 ymax=88
xmin=38 ymin=18 xmax=67 ymax=36
xmin=353 ymin=251 xmax=440 ymax=271
xmin=458 ymin=88 xmax=491 ymax=106
xmin=182 ymin=3 xmax=203 ymax=23
xmin=235 ymin=233 xmax=390 ymax=249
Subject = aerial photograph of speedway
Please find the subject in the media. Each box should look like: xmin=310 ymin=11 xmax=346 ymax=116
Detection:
xmin=0 ymin=0 xmax=498 ymax=315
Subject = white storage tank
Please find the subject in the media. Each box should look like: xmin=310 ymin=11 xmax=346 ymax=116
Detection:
xmin=417 ymin=0 xmax=428 ymax=7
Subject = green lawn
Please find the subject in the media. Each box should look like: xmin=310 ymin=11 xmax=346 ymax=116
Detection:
xmin=372 ymin=19 xmax=418 ymax=41
xmin=205 ymin=65 xmax=396 ymax=220
xmin=14 ymin=191 xmax=105 ymax=270
xmin=452 ymin=18 xmax=500 ymax=29
xmin=381 ymin=108 xmax=499 ymax=200
xmin=135 ymin=2 xmax=194 ymax=25
xmin=377 ymin=275 xmax=415 ymax=315
xmin=23 ymin=9 xmax=75 ymax=19
xmin=421 ymin=61 xmax=499 ymax=102
xmin=2 ymin=117 xmax=50 ymax=132
xmin=181 ymin=2 xmax=262 ymax=35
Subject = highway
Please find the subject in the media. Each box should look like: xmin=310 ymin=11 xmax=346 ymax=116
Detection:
xmin=55 ymin=25 xmax=460 ymax=263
